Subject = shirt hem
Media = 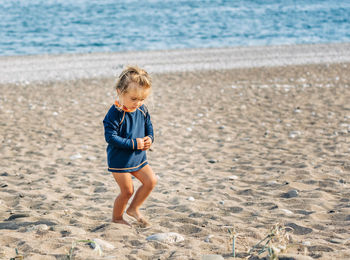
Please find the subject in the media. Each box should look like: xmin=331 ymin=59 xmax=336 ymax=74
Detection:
xmin=108 ymin=160 xmax=148 ymax=173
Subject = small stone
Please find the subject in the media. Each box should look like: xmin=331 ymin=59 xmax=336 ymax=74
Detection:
xmin=228 ymin=175 xmax=238 ymax=180
xmin=94 ymin=187 xmax=107 ymax=193
xmin=281 ymin=189 xmax=299 ymax=198
xmin=208 ymin=159 xmax=217 ymax=164
xmin=35 ymin=224 xmax=49 ymax=234
xmin=60 ymin=230 xmax=71 ymax=237
xmin=87 ymin=156 xmax=96 ymax=161
xmin=91 ymin=238 xmax=115 ymax=250
xmin=280 ymin=209 xmax=293 ymax=215
xmin=218 ymin=126 xmax=225 ymax=129
xmin=219 ymin=201 xmax=224 ymax=205
xmin=201 ymin=255 xmax=224 ymax=260
xmin=302 ymin=241 xmax=311 ymax=246
xmin=289 ymin=131 xmax=302 ymax=138
xmin=187 ymin=197 xmax=195 ymax=201
xmin=186 ymin=127 xmax=192 ymax=132
xmin=70 ymin=153 xmax=82 ymax=160
xmin=52 ymin=112 xmax=59 ymax=116
xmin=329 ymin=238 xmax=344 ymax=244
xmin=204 ymin=234 xmax=214 ymax=242
xmin=267 ymin=180 xmax=278 ymax=186
xmin=228 ymin=206 xmax=243 ymax=213
xmin=146 ymin=232 xmax=184 ymax=243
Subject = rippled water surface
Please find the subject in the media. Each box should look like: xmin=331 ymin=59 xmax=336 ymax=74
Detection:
xmin=0 ymin=0 xmax=349 ymax=56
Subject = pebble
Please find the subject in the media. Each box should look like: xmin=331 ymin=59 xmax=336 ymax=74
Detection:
xmin=219 ymin=201 xmax=224 ymax=205
xmin=187 ymin=197 xmax=195 ymax=201
xmin=208 ymin=159 xmax=217 ymax=164
xmin=289 ymin=131 xmax=302 ymax=138
xmin=329 ymin=238 xmax=344 ymax=244
xmin=204 ymin=234 xmax=214 ymax=242
xmin=267 ymin=180 xmax=278 ymax=186
xmin=25 ymin=224 xmax=49 ymax=233
xmin=228 ymin=175 xmax=238 ymax=180
xmin=94 ymin=187 xmax=107 ymax=193
xmin=302 ymin=241 xmax=311 ymax=246
xmin=35 ymin=224 xmax=49 ymax=234
xmin=281 ymin=189 xmax=299 ymax=198
xmin=146 ymin=232 xmax=184 ymax=243
xmin=89 ymin=241 xmax=102 ymax=256
xmin=201 ymin=255 xmax=224 ymax=260
xmin=91 ymin=238 xmax=115 ymax=250
xmin=70 ymin=153 xmax=82 ymax=160
xmin=280 ymin=209 xmax=293 ymax=215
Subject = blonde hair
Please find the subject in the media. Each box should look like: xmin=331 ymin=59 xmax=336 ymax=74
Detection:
xmin=116 ymin=65 xmax=152 ymax=94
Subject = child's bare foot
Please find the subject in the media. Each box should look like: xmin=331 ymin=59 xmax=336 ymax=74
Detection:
xmin=112 ymin=218 xmax=132 ymax=227
xmin=126 ymin=208 xmax=150 ymax=227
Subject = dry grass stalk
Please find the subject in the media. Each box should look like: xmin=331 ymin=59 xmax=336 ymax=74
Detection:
xmin=10 ymin=248 xmax=23 ymax=260
xmin=246 ymin=223 xmax=292 ymax=260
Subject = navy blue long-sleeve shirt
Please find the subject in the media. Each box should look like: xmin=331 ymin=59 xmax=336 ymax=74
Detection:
xmin=103 ymin=104 xmax=154 ymax=173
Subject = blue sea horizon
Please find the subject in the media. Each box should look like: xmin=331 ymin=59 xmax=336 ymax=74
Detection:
xmin=0 ymin=0 xmax=349 ymax=57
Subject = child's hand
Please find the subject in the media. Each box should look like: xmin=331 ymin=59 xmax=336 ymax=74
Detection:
xmin=136 ymin=138 xmax=145 ymax=150
xmin=142 ymin=136 xmax=152 ymax=151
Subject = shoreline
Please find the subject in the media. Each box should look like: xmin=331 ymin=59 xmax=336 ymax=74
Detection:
xmin=0 ymin=42 xmax=350 ymax=84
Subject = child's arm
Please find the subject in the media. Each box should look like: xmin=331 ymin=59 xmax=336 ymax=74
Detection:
xmin=103 ymin=120 xmax=138 ymax=150
xmin=144 ymin=111 xmax=154 ymax=143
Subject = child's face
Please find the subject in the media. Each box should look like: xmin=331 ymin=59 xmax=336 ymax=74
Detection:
xmin=119 ymin=82 xmax=150 ymax=112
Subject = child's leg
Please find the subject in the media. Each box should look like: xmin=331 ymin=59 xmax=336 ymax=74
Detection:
xmin=112 ymin=172 xmax=134 ymax=226
xmin=126 ymin=165 xmax=157 ymax=223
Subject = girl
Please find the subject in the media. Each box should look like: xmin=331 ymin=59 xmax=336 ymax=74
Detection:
xmin=103 ymin=65 xmax=157 ymax=227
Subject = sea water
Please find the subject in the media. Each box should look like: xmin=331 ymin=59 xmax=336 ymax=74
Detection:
xmin=0 ymin=0 xmax=349 ymax=56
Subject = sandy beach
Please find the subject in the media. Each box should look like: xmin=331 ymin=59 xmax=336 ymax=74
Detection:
xmin=0 ymin=44 xmax=350 ymax=259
